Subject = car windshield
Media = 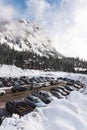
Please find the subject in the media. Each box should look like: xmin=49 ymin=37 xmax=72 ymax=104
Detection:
xmin=33 ymin=98 xmax=41 ymax=103
xmin=45 ymin=92 xmax=52 ymax=97
xmin=56 ymin=91 xmax=61 ymax=95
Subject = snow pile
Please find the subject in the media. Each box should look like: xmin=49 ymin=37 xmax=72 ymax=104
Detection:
xmin=1 ymin=91 xmax=87 ymax=130
xmin=0 ymin=64 xmax=87 ymax=84
xmin=0 ymin=65 xmax=41 ymax=77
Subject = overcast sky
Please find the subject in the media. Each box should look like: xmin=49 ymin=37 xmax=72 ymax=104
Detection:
xmin=0 ymin=0 xmax=87 ymax=60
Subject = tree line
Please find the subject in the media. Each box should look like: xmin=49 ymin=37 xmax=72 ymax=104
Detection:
xmin=0 ymin=43 xmax=87 ymax=73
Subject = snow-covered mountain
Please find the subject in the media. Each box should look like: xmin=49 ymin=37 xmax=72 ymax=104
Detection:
xmin=0 ymin=19 xmax=62 ymax=58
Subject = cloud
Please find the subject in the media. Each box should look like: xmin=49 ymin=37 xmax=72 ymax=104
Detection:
xmin=26 ymin=0 xmax=87 ymax=59
xmin=26 ymin=0 xmax=50 ymax=20
xmin=0 ymin=0 xmax=15 ymax=19
xmin=0 ymin=0 xmax=87 ymax=59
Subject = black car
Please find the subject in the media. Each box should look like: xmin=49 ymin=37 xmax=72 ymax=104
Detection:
xmin=64 ymin=86 xmax=74 ymax=91
xmin=63 ymin=78 xmax=74 ymax=83
xmin=11 ymin=86 xmax=27 ymax=92
xmin=55 ymin=86 xmax=70 ymax=95
xmin=50 ymin=89 xmax=65 ymax=99
xmin=6 ymin=100 xmax=33 ymax=116
xmin=50 ymin=87 xmax=68 ymax=96
xmin=66 ymin=81 xmax=74 ymax=86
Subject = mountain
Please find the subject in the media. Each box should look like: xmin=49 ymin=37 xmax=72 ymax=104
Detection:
xmin=0 ymin=19 xmax=62 ymax=58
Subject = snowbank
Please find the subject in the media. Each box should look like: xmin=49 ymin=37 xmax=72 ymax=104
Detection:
xmin=0 ymin=64 xmax=86 ymax=78
xmin=1 ymin=91 xmax=87 ymax=130
xmin=0 ymin=64 xmax=87 ymax=86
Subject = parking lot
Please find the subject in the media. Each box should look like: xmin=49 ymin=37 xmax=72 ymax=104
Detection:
xmin=0 ymin=76 xmax=85 ymax=124
xmin=0 ymin=84 xmax=62 ymax=108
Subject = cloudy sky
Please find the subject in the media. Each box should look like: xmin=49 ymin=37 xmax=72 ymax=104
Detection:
xmin=0 ymin=0 xmax=87 ymax=60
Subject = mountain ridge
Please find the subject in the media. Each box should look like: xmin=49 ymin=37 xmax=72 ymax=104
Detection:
xmin=0 ymin=19 xmax=62 ymax=58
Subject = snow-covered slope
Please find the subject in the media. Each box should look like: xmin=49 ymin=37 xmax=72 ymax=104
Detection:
xmin=0 ymin=19 xmax=62 ymax=58
xmin=1 ymin=91 xmax=87 ymax=130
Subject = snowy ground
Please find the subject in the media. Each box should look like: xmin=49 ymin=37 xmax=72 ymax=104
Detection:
xmin=0 ymin=65 xmax=87 ymax=130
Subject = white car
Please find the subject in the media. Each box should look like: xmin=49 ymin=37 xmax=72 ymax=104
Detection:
xmin=0 ymin=89 xmax=6 ymax=95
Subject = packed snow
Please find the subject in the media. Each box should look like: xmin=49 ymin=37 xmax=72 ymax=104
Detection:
xmin=0 ymin=65 xmax=87 ymax=130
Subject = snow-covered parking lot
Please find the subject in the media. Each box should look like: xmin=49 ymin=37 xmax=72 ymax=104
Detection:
xmin=0 ymin=65 xmax=87 ymax=130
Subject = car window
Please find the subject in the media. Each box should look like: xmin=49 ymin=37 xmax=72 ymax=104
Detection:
xmin=45 ymin=92 xmax=51 ymax=97
xmin=28 ymin=97 xmax=33 ymax=101
xmin=42 ymin=93 xmax=45 ymax=96
xmin=39 ymin=92 xmax=42 ymax=95
xmin=33 ymin=98 xmax=40 ymax=103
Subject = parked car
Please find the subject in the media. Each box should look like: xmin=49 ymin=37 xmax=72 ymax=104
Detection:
xmin=57 ymin=78 xmax=67 ymax=84
xmin=0 ymin=81 xmax=4 ymax=88
xmin=32 ymin=90 xmax=57 ymax=104
xmin=45 ymin=77 xmax=51 ymax=82
xmin=64 ymin=86 xmax=75 ymax=91
xmin=50 ymin=87 xmax=67 ymax=96
xmin=6 ymin=100 xmax=33 ymax=116
xmin=11 ymin=86 xmax=27 ymax=93
xmin=29 ymin=78 xmax=39 ymax=90
xmin=56 ymin=86 xmax=70 ymax=95
xmin=33 ymin=77 xmax=44 ymax=87
xmin=66 ymin=81 xmax=74 ymax=86
xmin=20 ymin=76 xmax=31 ymax=85
xmin=74 ymin=83 xmax=83 ymax=89
xmin=0 ymin=89 xmax=6 ymax=95
xmin=74 ymin=80 xmax=84 ymax=87
xmin=12 ymin=81 xmax=20 ymax=86
xmin=38 ymin=77 xmax=50 ymax=86
xmin=18 ymin=80 xmax=25 ymax=85
xmin=50 ymin=77 xmax=58 ymax=85
xmin=3 ymin=81 xmax=12 ymax=87
xmin=25 ymin=95 xmax=46 ymax=108
xmin=0 ymin=110 xmax=9 ymax=125
xmin=50 ymin=89 xmax=65 ymax=99
xmin=63 ymin=78 xmax=74 ymax=83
